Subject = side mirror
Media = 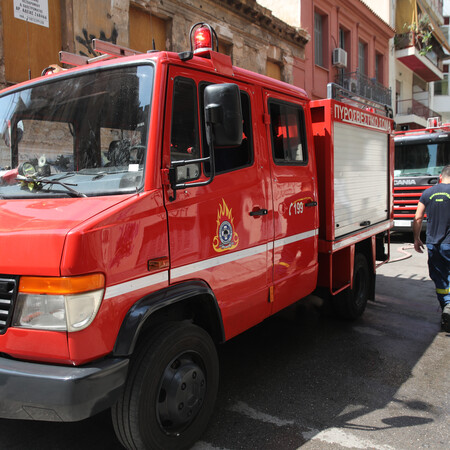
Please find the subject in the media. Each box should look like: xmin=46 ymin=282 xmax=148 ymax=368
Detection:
xmin=204 ymin=83 xmax=243 ymax=147
xmin=168 ymin=83 xmax=242 ymax=201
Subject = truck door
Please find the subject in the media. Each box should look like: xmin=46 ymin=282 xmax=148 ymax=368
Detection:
xmin=264 ymin=90 xmax=319 ymax=313
xmin=163 ymin=68 xmax=272 ymax=340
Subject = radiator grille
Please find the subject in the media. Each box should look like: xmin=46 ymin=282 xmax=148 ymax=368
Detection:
xmin=0 ymin=276 xmax=19 ymax=333
xmin=393 ymin=186 xmax=426 ymax=218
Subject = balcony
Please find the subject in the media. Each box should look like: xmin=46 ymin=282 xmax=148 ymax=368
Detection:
xmin=334 ymin=70 xmax=392 ymax=106
xmin=395 ymin=32 xmax=444 ymax=82
xmin=396 ymin=98 xmax=441 ymax=128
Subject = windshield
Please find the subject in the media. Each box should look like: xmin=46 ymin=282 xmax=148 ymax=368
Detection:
xmin=0 ymin=64 xmax=153 ymax=198
xmin=394 ymin=139 xmax=450 ymax=177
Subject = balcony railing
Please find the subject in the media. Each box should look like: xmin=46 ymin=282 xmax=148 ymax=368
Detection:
xmin=395 ymin=32 xmax=425 ymax=52
xmin=396 ymin=98 xmax=441 ymax=120
xmin=334 ymin=69 xmax=392 ymax=106
xmin=395 ymin=31 xmax=443 ymax=71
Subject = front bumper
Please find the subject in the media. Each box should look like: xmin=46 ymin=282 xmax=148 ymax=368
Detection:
xmin=0 ymin=356 xmax=129 ymax=421
xmin=393 ymin=218 xmax=427 ymax=232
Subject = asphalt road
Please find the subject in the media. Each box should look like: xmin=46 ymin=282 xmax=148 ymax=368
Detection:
xmin=0 ymin=234 xmax=448 ymax=449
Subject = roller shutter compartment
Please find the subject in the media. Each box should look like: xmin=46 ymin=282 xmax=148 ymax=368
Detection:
xmin=333 ymin=122 xmax=389 ymax=238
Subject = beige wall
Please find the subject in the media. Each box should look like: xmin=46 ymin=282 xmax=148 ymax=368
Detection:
xmin=361 ymin=0 xmax=392 ymax=25
xmin=257 ymin=0 xmax=300 ymax=28
xmin=132 ymin=0 xmax=306 ymax=81
xmin=396 ymin=62 xmax=414 ymax=107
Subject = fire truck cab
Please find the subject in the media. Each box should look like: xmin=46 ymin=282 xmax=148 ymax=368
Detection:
xmin=0 ymin=24 xmax=393 ymax=449
xmin=394 ymin=118 xmax=450 ymax=231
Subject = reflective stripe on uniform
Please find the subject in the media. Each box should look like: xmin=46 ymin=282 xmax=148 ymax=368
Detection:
xmin=436 ymin=287 xmax=450 ymax=295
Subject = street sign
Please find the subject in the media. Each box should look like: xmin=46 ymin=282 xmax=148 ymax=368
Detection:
xmin=13 ymin=0 xmax=49 ymax=28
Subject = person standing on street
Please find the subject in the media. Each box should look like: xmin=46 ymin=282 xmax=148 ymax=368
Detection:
xmin=413 ymin=165 xmax=450 ymax=332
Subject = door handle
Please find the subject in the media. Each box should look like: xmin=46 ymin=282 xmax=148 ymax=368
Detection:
xmin=250 ymin=208 xmax=268 ymax=216
xmin=305 ymin=201 xmax=317 ymax=207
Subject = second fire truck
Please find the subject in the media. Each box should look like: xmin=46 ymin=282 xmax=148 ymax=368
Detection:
xmin=394 ymin=118 xmax=450 ymax=231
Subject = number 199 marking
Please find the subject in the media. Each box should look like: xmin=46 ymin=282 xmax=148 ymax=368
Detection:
xmin=289 ymin=201 xmax=304 ymax=216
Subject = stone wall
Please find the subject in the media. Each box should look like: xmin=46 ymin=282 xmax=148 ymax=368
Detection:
xmin=0 ymin=0 xmax=308 ymax=90
xmin=129 ymin=0 xmax=308 ymax=82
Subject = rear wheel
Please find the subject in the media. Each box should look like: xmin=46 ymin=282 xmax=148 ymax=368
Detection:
xmin=112 ymin=322 xmax=219 ymax=450
xmin=333 ymin=253 xmax=371 ymax=320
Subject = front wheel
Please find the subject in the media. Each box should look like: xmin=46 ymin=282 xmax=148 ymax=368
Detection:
xmin=112 ymin=322 xmax=219 ymax=450
xmin=333 ymin=253 xmax=371 ymax=320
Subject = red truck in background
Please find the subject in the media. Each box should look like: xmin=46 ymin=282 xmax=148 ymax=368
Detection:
xmin=0 ymin=23 xmax=393 ymax=450
xmin=393 ymin=118 xmax=450 ymax=231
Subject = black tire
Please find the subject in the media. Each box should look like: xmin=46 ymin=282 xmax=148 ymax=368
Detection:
xmin=112 ymin=322 xmax=219 ymax=450
xmin=333 ymin=253 xmax=370 ymax=320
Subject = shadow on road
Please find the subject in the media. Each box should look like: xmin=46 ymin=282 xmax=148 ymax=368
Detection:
xmin=199 ymin=252 xmax=446 ymax=449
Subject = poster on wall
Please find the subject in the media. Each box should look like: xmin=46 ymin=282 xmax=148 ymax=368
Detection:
xmin=13 ymin=0 xmax=49 ymax=28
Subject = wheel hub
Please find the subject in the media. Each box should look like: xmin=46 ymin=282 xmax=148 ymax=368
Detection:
xmin=157 ymin=353 xmax=206 ymax=433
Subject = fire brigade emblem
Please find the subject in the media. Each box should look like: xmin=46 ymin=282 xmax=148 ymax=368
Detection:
xmin=213 ymin=199 xmax=239 ymax=252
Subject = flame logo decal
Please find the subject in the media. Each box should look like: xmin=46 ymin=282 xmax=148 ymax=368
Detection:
xmin=213 ymin=199 xmax=239 ymax=252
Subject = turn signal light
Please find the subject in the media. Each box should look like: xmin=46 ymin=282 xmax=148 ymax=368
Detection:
xmin=19 ymin=273 xmax=105 ymax=295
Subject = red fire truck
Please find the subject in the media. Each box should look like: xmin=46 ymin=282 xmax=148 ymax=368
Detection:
xmin=0 ymin=24 xmax=393 ymax=449
xmin=394 ymin=118 xmax=450 ymax=231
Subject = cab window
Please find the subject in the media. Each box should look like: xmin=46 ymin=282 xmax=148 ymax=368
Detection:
xmin=200 ymin=83 xmax=253 ymax=175
xmin=200 ymin=85 xmax=253 ymax=175
xmin=170 ymin=78 xmax=253 ymax=179
xmin=269 ymin=100 xmax=307 ymax=165
xmin=170 ymin=77 xmax=201 ymax=181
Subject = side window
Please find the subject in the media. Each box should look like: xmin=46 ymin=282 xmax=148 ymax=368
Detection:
xmin=269 ymin=101 xmax=308 ymax=165
xmin=170 ymin=77 xmax=200 ymax=181
xmin=201 ymin=86 xmax=253 ymax=174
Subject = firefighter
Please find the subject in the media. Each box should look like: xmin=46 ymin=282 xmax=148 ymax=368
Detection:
xmin=413 ymin=165 xmax=450 ymax=332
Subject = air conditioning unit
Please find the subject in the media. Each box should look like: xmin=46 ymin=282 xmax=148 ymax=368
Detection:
xmin=332 ymin=48 xmax=347 ymax=68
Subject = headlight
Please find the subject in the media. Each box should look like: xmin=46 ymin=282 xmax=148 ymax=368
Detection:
xmin=12 ymin=274 xmax=105 ymax=332
xmin=13 ymin=293 xmax=66 ymax=330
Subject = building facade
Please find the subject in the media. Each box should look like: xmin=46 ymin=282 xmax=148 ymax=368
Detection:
xmin=394 ymin=0 xmax=450 ymax=129
xmin=258 ymin=0 xmax=394 ymax=103
xmin=366 ymin=0 xmax=450 ymax=129
xmin=0 ymin=0 xmax=308 ymax=90
xmin=431 ymin=1 xmax=450 ymax=123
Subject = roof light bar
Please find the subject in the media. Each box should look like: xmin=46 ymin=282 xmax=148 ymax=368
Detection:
xmin=427 ymin=117 xmax=440 ymax=128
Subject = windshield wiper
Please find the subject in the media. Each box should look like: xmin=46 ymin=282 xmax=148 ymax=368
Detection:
xmin=91 ymin=170 xmax=131 ymax=180
xmin=17 ymin=175 xmax=87 ymax=198
xmin=40 ymin=178 xmax=87 ymax=197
